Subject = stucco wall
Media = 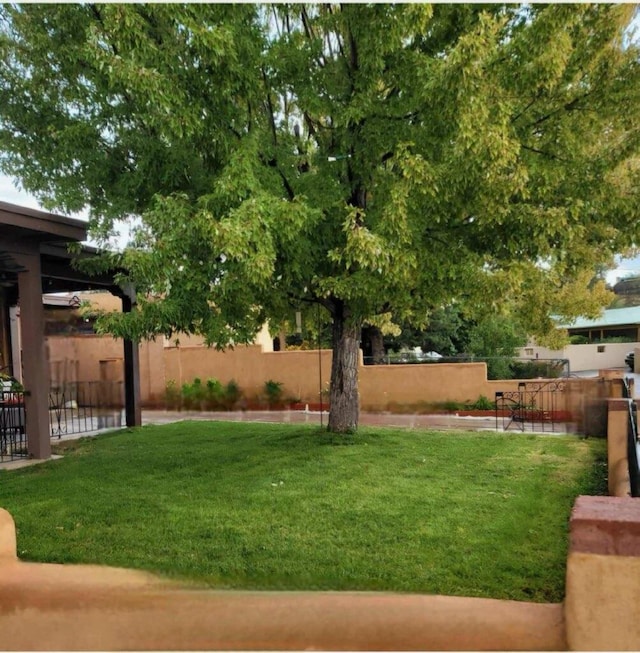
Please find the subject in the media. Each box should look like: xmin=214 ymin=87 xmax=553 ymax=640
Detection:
xmin=0 ymin=508 xmax=566 ymax=651
xmin=518 ymin=342 xmax=636 ymax=372
xmin=565 ymin=496 xmax=640 ymax=650
xmin=47 ymin=336 xmax=166 ymax=406
xmin=359 ymin=363 xmax=527 ymax=410
xmin=164 ymin=345 xmax=333 ymax=404
xmin=47 ymin=335 xmax=583 ymax=411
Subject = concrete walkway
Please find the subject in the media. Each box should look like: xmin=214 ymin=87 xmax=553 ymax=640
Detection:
xmin=141 ymin=408 xmax=566 ymax=433
xmin=0 ymin=406 xmax=579 ymax=471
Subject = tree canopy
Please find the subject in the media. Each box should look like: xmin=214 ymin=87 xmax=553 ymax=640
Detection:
xmin=0 ymin=4 xmax=639 ymax=431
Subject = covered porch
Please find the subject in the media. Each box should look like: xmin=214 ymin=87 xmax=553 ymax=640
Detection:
xmin=0 ymin=201 xmax=140 ymax=460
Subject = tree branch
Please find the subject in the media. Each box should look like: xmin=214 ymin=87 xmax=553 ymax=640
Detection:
xmin=521 ymin=144 xmax=564 ymax=161
xmin=259 ymin=153 xmax=296 ymax=201
xmin=526 ymin=90 xmax=595 ymax=129
xmin=287 ymin=290 xmax=335 ymax=315
xmin=261 ymin=67 xmax=278 ymax=147
xmin=300 ymin=5 xmax=315 ymax=41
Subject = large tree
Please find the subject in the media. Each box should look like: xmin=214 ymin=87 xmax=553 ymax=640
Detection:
xmin=0 ymin=4 xmax=639 ymax=432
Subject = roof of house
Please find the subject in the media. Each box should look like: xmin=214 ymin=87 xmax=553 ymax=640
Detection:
xmin=561 ymin=306 xmax=640 ymax=330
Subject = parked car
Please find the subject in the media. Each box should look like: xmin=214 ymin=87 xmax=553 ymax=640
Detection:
xmin=626 ymin=351 xmax=635 ymax=372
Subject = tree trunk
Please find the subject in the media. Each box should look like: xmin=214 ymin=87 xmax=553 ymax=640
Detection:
xmin=362 ymin=325 xmax=385 ymax=365
xmin=328 ymin=303 xmax=361 ymax=433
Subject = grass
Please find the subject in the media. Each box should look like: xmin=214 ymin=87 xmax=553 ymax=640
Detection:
xmin=0 ymin=421 xmax=606 ymax=602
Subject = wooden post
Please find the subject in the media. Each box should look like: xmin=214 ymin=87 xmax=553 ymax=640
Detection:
xmin=16 ymin=251 xmax=51 ymax=459
xmin=121 ymin=292 xmax=141 ymax=427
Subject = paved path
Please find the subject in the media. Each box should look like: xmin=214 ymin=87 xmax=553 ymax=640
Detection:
xmin=0 ymin=408 xmax=577 ymax=471
xmin=142 ymin=409 xmax=571 ymax=434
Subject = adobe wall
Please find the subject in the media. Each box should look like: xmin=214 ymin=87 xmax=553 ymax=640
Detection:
xmin=47 ymin=336 xmax=166 ymax=407
xmin=164 ymin=345 xmax=334 ymax=404
xmin=47 ymin=335 xmax=590 ymax=412
xmin=0 ymin=508 xmax=566 ymax=651
xmin=565 ymin=496 xmax=640 ymax=650
xmin=359 ymin=362 xmax=526 ymax=410
xmin=47 ymin=335 xmax=124 ymax=385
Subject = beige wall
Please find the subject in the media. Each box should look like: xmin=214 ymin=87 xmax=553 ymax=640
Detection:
xmin=0 ymin=508 xmax=566 ymax=651
xmin=47 ymin=335 xmax=169 ymax=406
xmin=164 ymin=345 xmax=333 ymax=404
xmin=359 ymin=362 xmax=526 ymax=410
xmin=164 ymin=323 xmax=274 ymax=353
xmin=48 ymin=335 xmax=124 ymax=386
xmin=49 ymin=334 xmax=578 ymax=411
xmin=518 ymin=342 xmax=635 ymax=373
xmin=565 ymin=495 xmax=640 ymax=650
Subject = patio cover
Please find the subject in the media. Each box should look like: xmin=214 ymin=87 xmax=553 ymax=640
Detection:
xmin=0 ymin=201 xmax=141 ymax=459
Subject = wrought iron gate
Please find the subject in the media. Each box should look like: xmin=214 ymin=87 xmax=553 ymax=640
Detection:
xmin=49 ymin=381 xmax=124 ymax=438
xmin=0 ymin=388 xmax=27 ymax=461
xmin=495 ymin=380 xmax=567 ymax=433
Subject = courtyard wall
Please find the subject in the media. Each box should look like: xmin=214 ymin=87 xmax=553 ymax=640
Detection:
xmin=46 ymin=335 xmax=552 ymax=410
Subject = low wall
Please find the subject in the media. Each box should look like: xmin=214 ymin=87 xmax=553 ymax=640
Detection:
xmin=605 ymin=397 xmax=636 ymax=497
xmin=46 ymin=335 xmax=624 ymax=421
xmin=566 ymin=496 xmax=640 ymax=650
xmin=164 ymin=345 xmax=334 ymax=406
xmin=0 ymin=508 xmax=565 ymax=651
xmin=360 ymin=362 xmax=525 ymax=410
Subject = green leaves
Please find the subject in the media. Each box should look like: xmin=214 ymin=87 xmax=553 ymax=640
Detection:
xmin=0 ymin=3 xmax=638 ymax=347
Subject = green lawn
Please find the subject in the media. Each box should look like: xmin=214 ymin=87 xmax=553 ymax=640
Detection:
xmin=0 ymin=422 xmax=606 ymax=602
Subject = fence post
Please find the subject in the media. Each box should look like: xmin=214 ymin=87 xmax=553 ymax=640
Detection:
xmin=565 ymin=496 xmax=640 ymax=650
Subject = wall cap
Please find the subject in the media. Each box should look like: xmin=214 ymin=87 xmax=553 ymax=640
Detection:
xmin=570 ymin=495 xmax=640 ymax=556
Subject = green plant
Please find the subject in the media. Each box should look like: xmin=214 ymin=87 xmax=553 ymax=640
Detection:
xmin=205 ymin=378 xmax=224 ymax=410
xmin=0 ymin=371 xmax=23 ymax=392
xmin=596 ymin=336 xmax=635 ymax=343
xmin=224 ymin=380 xmax=241 ymax=409
xmin=569 ymin=335 xmax=589 ymax=345
xmin=164 ymin=380 xmax=181 ymax=410
xmin=470 ymin=395 xmax=494 ymax=411
xmin=432 ymin=400 xmax=464 ymax=412
xmin=264 ymin=380 xmax=284 ymax=408
xmin=510 ymin=361 xmax=565 ymax=379
xmin=181 ymin=378 xmax=206 ymax=410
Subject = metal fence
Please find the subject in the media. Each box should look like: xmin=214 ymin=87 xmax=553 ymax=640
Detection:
xmin=0 ymin=382 xmax=125 ymax=461
xmin=363 ymin=354 xmax=569 ymax=379
xmin=495 ymin=380 xmax=567 ymax=433
xmin=49 ymin=381 xmax=125 ymax=439
xmin=0 ymin=389 xmax=27 ymax=462
xmin=622 ymin=379 xmax=640 ymax=497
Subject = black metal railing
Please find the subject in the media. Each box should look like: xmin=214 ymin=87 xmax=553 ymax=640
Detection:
xmin=363 ymin=354 xmax=570 ymax=379
xmin=622 ymin=378 xmax=639 ymax=497
xmin=0 ymin=388 xmax=27 ymax=462
xmin=49 ymin=381 xmax=124 ymax=439
xmin=495 ymin=380 xmax=567 ymax=433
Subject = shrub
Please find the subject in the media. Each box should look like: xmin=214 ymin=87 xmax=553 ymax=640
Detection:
xmin=264 ymin=380 xmax=284 ymax=408
xmin=205 ymin=378 xmax=225 ymax=410
xmin=470 ymin=395 xmax=494 ymax=411
xmin=181 ymin=378 xmax=207 ymax=410
xmin=164 ymin=380 xmax=181 ymax=410
xmin=224 ymin=380 xmax=241 ymax=409
xmin=569 ymin=335 xmax=589 ymax=345
xmin=486 ymin=358 xmax=514 ymax=381
xmin=510 ymin=361 xmax=565 ymax=379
